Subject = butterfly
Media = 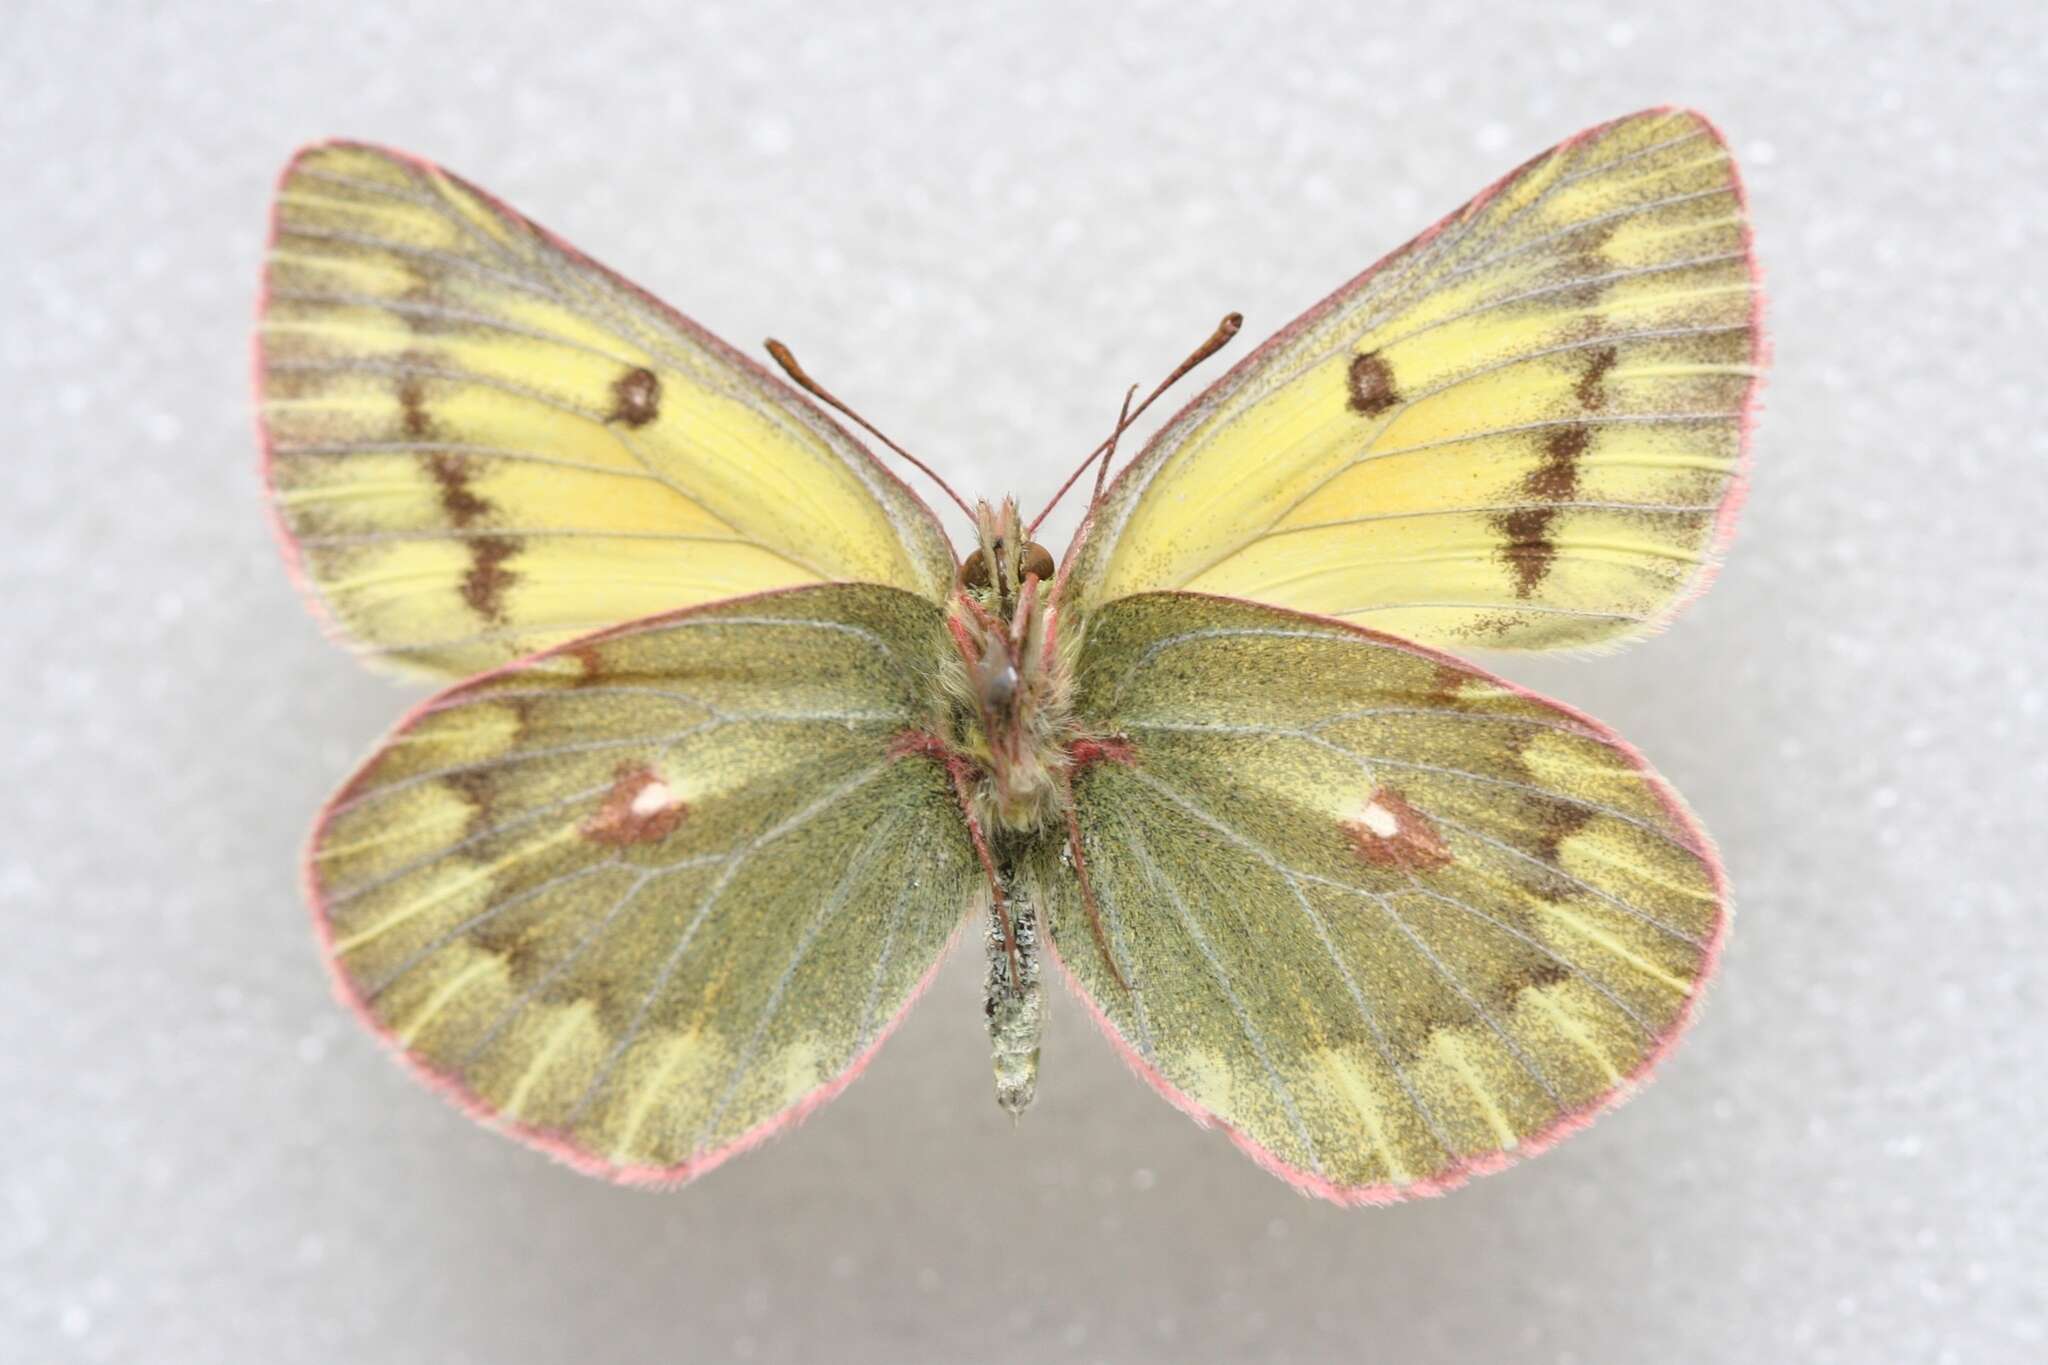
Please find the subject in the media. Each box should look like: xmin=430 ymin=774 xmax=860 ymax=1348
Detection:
xmin=257 ymin=106 xmax=1762 ymax=1203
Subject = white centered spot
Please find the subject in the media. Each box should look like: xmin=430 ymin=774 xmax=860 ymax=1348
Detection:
xmin=1359 ymin=800 xmax=1400 ymax=839
xmin=630 ymin=779 xmax=675 ymax=817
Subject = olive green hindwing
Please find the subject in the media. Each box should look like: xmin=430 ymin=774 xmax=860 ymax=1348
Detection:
xmin=1037 ymin=593 xmax=1725 ymax=1200
xmin=311 ymin=584 xmax=978 ymax=1182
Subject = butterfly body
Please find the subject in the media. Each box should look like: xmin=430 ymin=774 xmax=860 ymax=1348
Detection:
xmin=939 ymin=497 xmax=1079 ymax=836
xmin=261 ymin=108 xmax=1762 ymax=1200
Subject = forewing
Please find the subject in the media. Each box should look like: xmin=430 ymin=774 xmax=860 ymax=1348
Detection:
xmin=309 ymin=584 xmax=977 ymax=1183
xmin=1065 ymin=108 xmax=1763 ymax=651
xmin=259 ymin=143 xmax=957 ymax=677
xmin=1039 ymin=593 xmax=1725 ymax=1201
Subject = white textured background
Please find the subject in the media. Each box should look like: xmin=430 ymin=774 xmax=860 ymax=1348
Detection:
xmin=6 ymin=3 xmax=2043 ymax=1361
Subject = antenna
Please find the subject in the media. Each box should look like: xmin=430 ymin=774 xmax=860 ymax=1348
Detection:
xmin=764 ymin=338 xmax=976 ymax=519
xmin=1026 ymin=311 xmax=1243 ymax=534
xmin=1092 ymin=384 xmax=1140 ymax=504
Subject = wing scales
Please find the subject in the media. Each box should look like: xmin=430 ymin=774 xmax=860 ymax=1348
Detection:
xmin=1042 ymin=593 xmax=1724 ymax=1200
xmin=1065 ymin=108 xmax=1763 ymax=651
xmin=260 ymin=143 xmax=957 ymax=677
xmin=310 ymin=585 xmax=977 ymax=1182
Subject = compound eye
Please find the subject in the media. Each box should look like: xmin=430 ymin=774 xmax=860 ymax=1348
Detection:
xmin=959 ymin=550 xmax=992 ymax=589
xmin=1019 ymin=542 xmax=1056 ymax=582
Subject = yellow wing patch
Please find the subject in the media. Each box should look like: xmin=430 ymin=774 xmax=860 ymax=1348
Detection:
xmin=1044 ymin=592 xmax=1725 ymax=1199
xmin=260 ymin=143 xmax=956 ymax=677
xmin=1067 ymin=108 xmax=1763 ymax=651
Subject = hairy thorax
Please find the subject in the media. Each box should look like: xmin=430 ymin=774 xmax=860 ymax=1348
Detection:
xmin=937 ymin=498 xmax=1079 ymax=836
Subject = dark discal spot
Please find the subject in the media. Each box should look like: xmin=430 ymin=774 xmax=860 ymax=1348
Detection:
xmin=608 ymin=367 xmax=662 ymax=427
xmin=1575 ymin=345 xmax=1619 ymax=411
xmin=1346 ymin=351 xmax=1400 ymax=417
xmin=582 ymin=765 xmax=688 ymax=846
xmin=425 ymin=452 xmax=490 ymax=526
xmin=462 ymin=535 xmax=522 ymax=622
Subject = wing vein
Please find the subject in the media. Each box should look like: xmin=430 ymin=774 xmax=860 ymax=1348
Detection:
xmin=1121 ymin=827 xmax=1326 ymax=1176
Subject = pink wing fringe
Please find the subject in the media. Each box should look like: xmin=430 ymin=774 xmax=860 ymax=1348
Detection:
xmin=259 ymin=141 xmax=970 ymax=1182
xmin=272 ymin=110 xmax=1754 ymax=1197
xmin=301 ymin=586 xmax=977 ymax=1186
xmin=1048 ymin=597 xmax=1732 ymax=1206
xmin=252 ymin=149 xmax=355 ymax=659
xmin=1059 ymin=105 xmax=1769 ymax=646
xmin=252 ymin=139 xmax=957 ymax=672
xmin=1045 ymin=108 xmax=1754 ymax=1202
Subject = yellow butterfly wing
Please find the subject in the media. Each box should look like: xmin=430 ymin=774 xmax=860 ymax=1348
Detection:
xmin=258 ymin=143 xmax=957 ymax=677
xmin=310 ymin=584 xmax=979 ymax=1180
xmin=1064 ymin=108 xmax=1763 ymax=650
xmin=1038 ymin=593 xmax=1724 ymax=1200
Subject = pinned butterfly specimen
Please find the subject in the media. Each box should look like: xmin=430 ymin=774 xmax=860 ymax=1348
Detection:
xmin=257 ymin=107 xmax=1763 ymax=1202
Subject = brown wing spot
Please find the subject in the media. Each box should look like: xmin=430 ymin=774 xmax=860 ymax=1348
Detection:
xmin=425 ymin=452 xmax=490 ymax=526
xmin=462 ymin=535 xmax=522 ymax=622
xmin=397 ymin=368 xmax=433 ymax=439
xmin=1524 ymin=423 xmax=1588 ymax=501
xmin=1494 ymin=507 xmax=1559 ymax=598
xmin=582 ymin=765 xmax=688 ymax=846
xmin=1524 ymin=801 xmax=1597 ymax=901
xmin=1574 ymin=345 xmax=1619 ymax=411
xmin=442 ymin=769 xmax=496 ymax=840
xmin=1346 ymin=351 xmax=1400 ymax=416
xmin=1491 ymin=424 xmax=1592 ymax=597
xmin=394 ymin=281 xmax=459 ymax=335
xmin=609 ymin=367 xmax=662 ymax=427
xmin=1346 ymin=789 xmax=1452 ymax=872
xmin=1428 ymin=661 xmax=1475 ymax=703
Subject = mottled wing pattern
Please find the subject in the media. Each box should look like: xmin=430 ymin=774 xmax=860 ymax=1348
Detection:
xmin=310 ymin=585 xmax=977 ymax=1182
xmin=259 ymin=143 xmax=957 ymax=678
xmin=1066 ymin=108 xmax=1763 ymax=651
xmin=1038 ymin=594 xmax=1724 ymax=1201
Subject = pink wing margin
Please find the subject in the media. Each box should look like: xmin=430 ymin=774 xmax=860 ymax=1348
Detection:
xmin=1059 ymin=105 xmax=1769 ymax=639
xmin=1051 ymin=596 xmax=1730 ymax=1206
xmin=299 ymin=587 xmax=971 ymax=1186
xmin=250 ymin=139 xmax=959 ymax=670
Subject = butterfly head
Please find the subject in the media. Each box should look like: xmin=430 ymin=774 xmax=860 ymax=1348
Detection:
xmin=955 ymin=496 xmax=1056 ymax=610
